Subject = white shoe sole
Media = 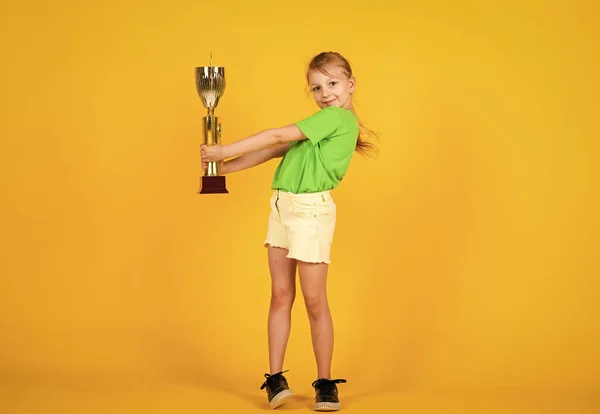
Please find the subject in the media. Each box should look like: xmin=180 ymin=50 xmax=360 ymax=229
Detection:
xmin=269 ymin=389 xmax=293 ymax=409
xmin=315 ymin=401 xmax=341 ymax=411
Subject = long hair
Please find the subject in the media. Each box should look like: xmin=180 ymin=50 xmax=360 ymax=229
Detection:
xmin=306 ymin=51 xmax=379 ymax=156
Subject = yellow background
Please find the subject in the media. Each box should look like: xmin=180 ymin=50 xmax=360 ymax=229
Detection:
xmin=1 ymin=0 xmax=598 ymax=412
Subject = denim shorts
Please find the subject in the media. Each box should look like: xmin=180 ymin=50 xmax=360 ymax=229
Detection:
xmin=264 ymin=189 xmax=337 ymax=264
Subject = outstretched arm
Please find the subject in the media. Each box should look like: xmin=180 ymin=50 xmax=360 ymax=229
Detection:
xmin=222 ymin=142 xmax=289 ymax=174
xmin=201 ymin=124 xmax=307 ymax=162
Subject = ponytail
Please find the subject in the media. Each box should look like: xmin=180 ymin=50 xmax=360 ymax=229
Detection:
xmin=355 ymin=119 xmax=379 ymax=157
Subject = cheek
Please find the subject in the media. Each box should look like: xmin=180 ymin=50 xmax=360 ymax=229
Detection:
xmin=335 ymin=86 xmax=349 ymax=96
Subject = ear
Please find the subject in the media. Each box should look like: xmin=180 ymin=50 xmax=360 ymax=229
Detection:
xmin=349 ymin=76 xmax=356 ymax=94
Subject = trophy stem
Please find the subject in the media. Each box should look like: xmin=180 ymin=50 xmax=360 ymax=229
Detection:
xmin=202 ymin=115 xmax=220 ymax=174
xmin=198 ymin=113 xmax=228 ymax=194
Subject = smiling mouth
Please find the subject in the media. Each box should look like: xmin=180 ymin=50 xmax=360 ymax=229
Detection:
xmin=323 ymin=98 xmax=336 ymax=105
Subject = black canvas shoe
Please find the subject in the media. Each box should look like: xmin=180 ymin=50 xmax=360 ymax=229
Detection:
xmin=260 ymin=370 xmax=293 ymax=409
xmin=312 ymin=378 xmax=347 ymax=411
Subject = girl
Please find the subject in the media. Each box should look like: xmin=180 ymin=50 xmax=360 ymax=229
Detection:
xmin=201 ymin=51 xmax=376 ymax=411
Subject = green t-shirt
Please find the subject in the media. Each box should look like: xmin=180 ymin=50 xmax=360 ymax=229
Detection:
xmin=270 ymin=106 xmax=359 ymax=194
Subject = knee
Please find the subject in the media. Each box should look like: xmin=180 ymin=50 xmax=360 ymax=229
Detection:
xmin=271 ymin=287 xmax=295 ymax=310
xmin=304 ymin=295 xmax=328 ymax=319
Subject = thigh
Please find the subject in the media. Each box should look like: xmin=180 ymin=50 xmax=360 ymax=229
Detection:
xmin=268 ymin=246 xmax=297 ymax=294
xmin=297 ymin=261 xmax=329 ymax=301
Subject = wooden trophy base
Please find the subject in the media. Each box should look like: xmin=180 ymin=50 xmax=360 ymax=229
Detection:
xmin=198 ymin=175 xmax=228 ymax=194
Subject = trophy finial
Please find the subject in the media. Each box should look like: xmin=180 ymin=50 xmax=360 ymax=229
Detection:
xmin=210 ymin=52 xmax=212 ymax=67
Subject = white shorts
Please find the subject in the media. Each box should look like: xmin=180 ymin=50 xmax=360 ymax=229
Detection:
xmin=264 ymin=189 xmax=337 ymax=264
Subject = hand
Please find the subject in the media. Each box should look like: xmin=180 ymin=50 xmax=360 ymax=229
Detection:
xmin=201 ymin=159 xmax=225 ymax=173
xmin=200 ymin=144 xmax=226 ymax=174
xmin=200 ymin=144 xmax=226 ymax=162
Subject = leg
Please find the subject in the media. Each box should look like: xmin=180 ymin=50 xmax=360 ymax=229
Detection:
xmin=267 ymin=245 xmax=297 ymax=374
xmin=297 ymin=261 xmax=333 ymax=379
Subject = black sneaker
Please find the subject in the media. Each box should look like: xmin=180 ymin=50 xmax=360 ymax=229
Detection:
xmin=312 ymin=378 xmax=347 ymax=411
xmin=260 ymin=370 xmax=293 ymax=409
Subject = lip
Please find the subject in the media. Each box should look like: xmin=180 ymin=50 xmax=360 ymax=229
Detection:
xmin=322 ymin=98 xmax=336 ymax=105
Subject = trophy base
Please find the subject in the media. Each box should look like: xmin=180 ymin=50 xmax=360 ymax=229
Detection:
xmin=198 ymin=175 xmax=229 ymax=194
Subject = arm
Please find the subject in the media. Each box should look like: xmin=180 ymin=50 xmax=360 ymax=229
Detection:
xmin=223 ymin=142 xmax=290 ymax=174
xmin=201 ymin=124 xmax=307 ymax=163
xmin=222 ymin=125 xmax=306 ymax=159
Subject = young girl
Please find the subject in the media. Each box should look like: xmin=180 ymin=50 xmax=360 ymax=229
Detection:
xmin=201 ymin=51 xmax=376 ymax=411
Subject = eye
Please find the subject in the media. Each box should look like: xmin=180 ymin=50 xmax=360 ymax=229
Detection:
xmin=329 ymin=81 xmax=337 ymax=86
xmin=312 ymin=86 xmax=320 ymax=92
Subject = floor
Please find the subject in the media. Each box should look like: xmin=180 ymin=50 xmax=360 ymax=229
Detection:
xmin=1 ymin=375 xmax=597 ymax=414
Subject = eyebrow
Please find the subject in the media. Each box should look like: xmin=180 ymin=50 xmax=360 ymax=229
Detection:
xmin=310 ymin=77 xmax=340 ymax=86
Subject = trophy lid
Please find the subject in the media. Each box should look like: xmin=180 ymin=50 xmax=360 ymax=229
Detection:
xmin=195 ymin=53 xmax=226 ymax=110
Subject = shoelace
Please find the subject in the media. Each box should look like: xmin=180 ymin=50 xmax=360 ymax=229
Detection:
xmin=312 ymin=378 xmax=347 ymax=388
xmin=260 ymin=370 xmax=289 ymax=390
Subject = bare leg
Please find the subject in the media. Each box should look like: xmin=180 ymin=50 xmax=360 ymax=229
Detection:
xmin=298 ymin=261 xmax=333 ymax=379
xmin=267 ymin=246 xmax=297 ymax=374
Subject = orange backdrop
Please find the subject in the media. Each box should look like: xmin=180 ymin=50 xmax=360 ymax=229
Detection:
xmin=1 ymin=0 xmax=598 ymax=397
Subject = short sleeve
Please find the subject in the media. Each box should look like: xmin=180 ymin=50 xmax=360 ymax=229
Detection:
xmin=295 ymin=107 xmax=341 ymax=145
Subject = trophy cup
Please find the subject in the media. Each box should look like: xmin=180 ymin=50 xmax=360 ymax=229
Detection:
xmin=196 ymin=54 xmax=228 ymax=194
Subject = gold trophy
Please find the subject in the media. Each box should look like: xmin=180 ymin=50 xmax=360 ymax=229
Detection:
xmin=196 ymin=54 xmax=228 ymax=194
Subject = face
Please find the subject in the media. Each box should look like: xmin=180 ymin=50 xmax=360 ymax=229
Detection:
xmin=308 ymin=65 xmax=355 ymax=110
